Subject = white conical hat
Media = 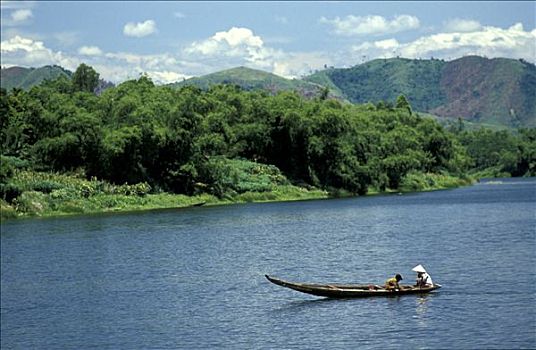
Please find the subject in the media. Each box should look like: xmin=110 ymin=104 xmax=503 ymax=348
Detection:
xmin=412 ymin=264 xmax=427 ymax=273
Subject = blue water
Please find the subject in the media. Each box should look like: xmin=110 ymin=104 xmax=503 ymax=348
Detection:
xmin=1 ymin=178 xmax=535 ymax=349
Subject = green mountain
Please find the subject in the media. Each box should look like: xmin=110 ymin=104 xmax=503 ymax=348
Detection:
xmin=3 ymin=57 xmax=534 ymax=128
xmin=1 ymin=65 xmax=72 ymax=90
xmin=169 ymin=66 xmax=345 ymax=100
xmin=305 ymin=56 xmax=536 ymax=128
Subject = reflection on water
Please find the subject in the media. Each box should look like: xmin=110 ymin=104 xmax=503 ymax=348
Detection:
xmin=414 ymin=295 xmax=430 ymax=326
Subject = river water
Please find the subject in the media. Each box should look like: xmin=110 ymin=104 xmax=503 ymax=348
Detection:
xmin=1 ymin=178 xmax=535 ymax=349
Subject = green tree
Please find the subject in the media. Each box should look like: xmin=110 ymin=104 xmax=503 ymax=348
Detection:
xmin=72 ymin=63 xmax=100 ymax=93
xmin=395 ymin=94 xmax=412 ymax=115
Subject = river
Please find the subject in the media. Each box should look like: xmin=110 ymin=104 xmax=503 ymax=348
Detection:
xmin=1 ymin=178 xmax=535 ymax=349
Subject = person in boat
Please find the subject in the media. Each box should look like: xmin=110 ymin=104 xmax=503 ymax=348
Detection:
xmin=385 ymin=274 xmax=403 ymax=290
xmin=416 ymin=272 xmax=428 ymax=287
xmin=412 ymin=265 xmax=433 ymax=288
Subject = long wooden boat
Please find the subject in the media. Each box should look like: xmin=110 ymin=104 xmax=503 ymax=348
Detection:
xmin=265 ymin=275 xmax=441 ymax=298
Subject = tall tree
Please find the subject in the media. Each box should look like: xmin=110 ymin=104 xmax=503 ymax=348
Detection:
xmin=72 ymin=63 xmax=100 ymax=93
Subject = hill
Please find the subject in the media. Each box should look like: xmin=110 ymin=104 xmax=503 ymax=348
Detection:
xmin=305 ymin=56 xmax=535 ymax=128
xmin=3 ymin=57 xmax=534 ymax=128
xmin=1 ymin=65 xmax=72 ymax=90
xmin=168 ymin=66 xmax=345 ymax=100
xmin=431 ymin=56 xmax=535 ymax=128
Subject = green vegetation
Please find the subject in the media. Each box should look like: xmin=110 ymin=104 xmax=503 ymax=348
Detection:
xmin=1 ymin=63 xmax=534 ymax=220
xmin=306 ymin=58 xmax=447 ymax=112
xmin=5 ymin=56 xmax=535 ymax=129
xmin=169 ymin=66 xmax=345 ymax=100
xmin=454 ymin=127 xmax=536 ymax=178
xmin=0 ymin=165 xmax=327 ymax=220
xmin=399 ymin=172 xmax=473 ymax=192
xmin=306 ymin=56 xmax=536 ymax=129
xmin=0 ymin=65 xmax=72 ymax=91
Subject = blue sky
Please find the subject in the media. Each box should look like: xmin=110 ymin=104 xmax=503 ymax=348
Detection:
xmin=1 ymin=1 xmax=535 ymax=83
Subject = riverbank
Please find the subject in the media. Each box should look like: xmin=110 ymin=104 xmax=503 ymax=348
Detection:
xmin=0 ymin=170 xmax=473 ymax=220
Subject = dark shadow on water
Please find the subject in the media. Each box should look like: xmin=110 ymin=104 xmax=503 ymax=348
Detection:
xmin=269 ymin=291 xmax=443 ymax=313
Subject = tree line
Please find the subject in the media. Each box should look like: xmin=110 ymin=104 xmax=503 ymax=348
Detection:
xmin=1 ymin=64 xmax=534 ymax=200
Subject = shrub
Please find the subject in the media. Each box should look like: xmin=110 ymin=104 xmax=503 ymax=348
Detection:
xmin=32 ymin=180 xmax=63 ymax=194
xmin=0 ymin=200 xmax=17 ymax=220
xmin=0 ymin=183 xmax=23 ymax=203
xmin=15 ymin=191 xmax=49 ymax=215
xmin=0 ymin=156 xmax=29 ymax=183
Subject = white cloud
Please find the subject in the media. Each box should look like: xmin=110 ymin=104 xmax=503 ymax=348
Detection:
xmin=184 ymin=27 xmax=332 ymax=78
xmin=11 ymin=9 xmax=33 ymax=22
xmin=1 ymin=35 xmax=194 ymax=84
xmin=78 ymin=46 xmax=102 ymax=56
xmin=186 ymin=27 xmax=263 ymax=55
xmin=173 ymin=11 xmax=185 ymax=19
xmin=444 ymin=19 xmax=482 ymax=33
xmin=0 ymin=35 xmax=78 ymax=69
xmin=2 ymin=19 xmax=533 ymax=88
xmin=184 ymin=27 xmax=282 ymax=71
xmin=349 ymin=23 xmax=536 ymax=62
xmin=2 ymin=2 xmax=35 ymax=26
xmin=1 ymin=35 xmax=45 ymax=53
xmin=123 ymin=20 xmax=157 ymax=37
xmin=147 ymin=70 xmax=191 ymax=84
xmin=212 ymin=27 xmax=263 ymax=48
xmin=374 ymin=38 xmax=399 ymax=50
xmin=320 ymin=14 xmax=420 ymax=36
xmin=273 ymin=52 xmax=333 ymax=79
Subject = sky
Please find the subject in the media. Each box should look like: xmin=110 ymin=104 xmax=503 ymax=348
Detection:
xmin=1 ymin=1 xmax=535 ymax=84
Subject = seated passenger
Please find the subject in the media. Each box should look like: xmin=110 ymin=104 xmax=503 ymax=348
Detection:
xmin=413 ymin=265 xmax=433 ymax=288
xmin=416 ymin=271 xmax=429 ymax=287
xmin=385 ymin=274 xmax=403 ymax=290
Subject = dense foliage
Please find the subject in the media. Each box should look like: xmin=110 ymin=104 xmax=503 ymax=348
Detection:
xmin=1 ymin=64 xmax=534 ymax=215
xmin=454 ymin=127 xmax=536 ymax=177
xmin=306 ymin=56 xmax=536 ymax=128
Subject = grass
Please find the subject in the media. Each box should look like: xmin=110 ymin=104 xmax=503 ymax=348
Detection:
xmin=0 ymin=170 xmax=329 ymax=220
xmin=1 ymin=167 xmax=473 ymax=221
xmin=399 ymin=171 xmax=474 ymax=193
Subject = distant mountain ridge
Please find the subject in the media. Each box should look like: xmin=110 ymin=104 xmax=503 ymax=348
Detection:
xmin=2 ymin=56 xmax=534 ymax=128
xmin=1 ymin=65 xmax=72 ymax=90
xmin=168 ymin=66 xmax=345 ymax=100
xmin=1 ymin=65 xmax=115 ymax=95
xmin=306 ymin=56 xmax=535 ymax=128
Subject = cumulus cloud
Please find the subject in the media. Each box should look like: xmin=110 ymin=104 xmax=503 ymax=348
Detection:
xmin=444 ymin=18 xmax=482 ymax=32
xmin=184 ymin=27 xmax=283 ymax=72
xmin=78 ymin=46 xmax=102 ymax=56
xmin=273 ymin=52 xmax=333 ymax=79
xmin=320 ymin=14 xmax=420 ymax=36
xmin=123 ymin=20 xmax=157 ymax=37
xmin=0 ymin=35 xmax=193 ymax=84
xmin=186 ymin=27 xmax=263 ymax=55
xmin=0 ymin=35 xmax=78 ymax=69
xmin=349 ymin=23 xmax=536 ymax=62
xmin=11 ymin=9 xmax=33 ymax=22
xmin=2 ymin=18 xmax=532 ymax=88
xmin=147 ymin=70 xmax=191 ymax=83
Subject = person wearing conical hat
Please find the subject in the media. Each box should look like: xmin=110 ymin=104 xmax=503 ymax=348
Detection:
xmin=412 ymin=265 xmax=433 ymax=288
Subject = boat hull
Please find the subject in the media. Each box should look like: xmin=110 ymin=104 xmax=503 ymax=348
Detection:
xmin=265 ymin=275 xmax=441 ymax=298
